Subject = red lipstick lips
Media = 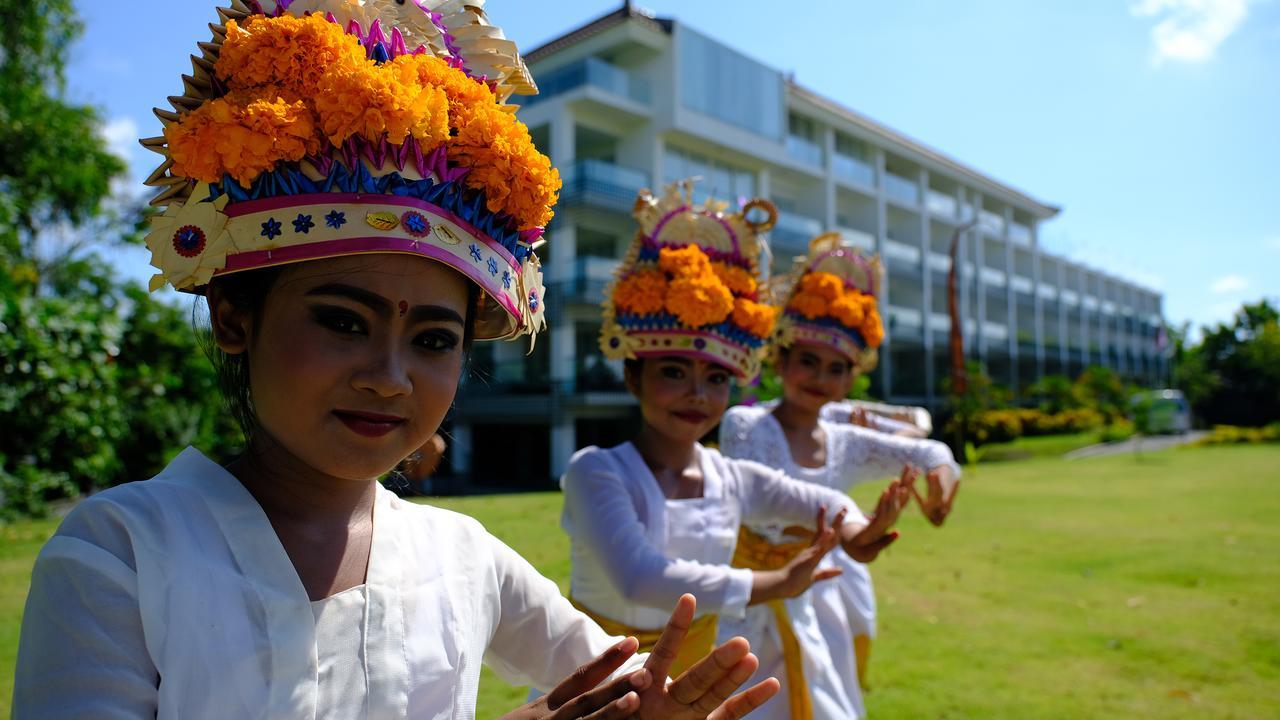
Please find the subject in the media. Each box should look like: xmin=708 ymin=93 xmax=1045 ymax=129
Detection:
xmin=672 ymin=410 xmax=710 ymax=424
xmin=334 ymin=410 xmax=406 ymax=438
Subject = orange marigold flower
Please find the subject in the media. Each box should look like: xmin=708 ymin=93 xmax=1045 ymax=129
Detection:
xmin=830 ymin=294 xmax=866 ymax=329
xmin=658 ymin=244 xmax=713 ymax=279
xmin=613 ymin=270 xmax=668 ymax=315
xmin=313 ymin=61 xmax=450 ymax=147
xmin=798 ymin=272 xmax=845 ymax=301
xmin=787 ymin=291 xmax=829 ymax=320
xmin=712 ymin=262 xmax=757 ymax=296
xmin=449 ymin=103 xmax=561 ymax=230
xmin=166 ymin=91 xmax=323 ymax=187
xmin=398 ymin=54 xmax=496 ymax=117
xmin=732 ymin=298 xmax=779 ymax=338
xmin=218 ymin=15 xmax=368 ymax=99
xmin=861 ymin=308 xmax=885 ymax=348
xmin=666 ymin=276 xmax=733 ymax=328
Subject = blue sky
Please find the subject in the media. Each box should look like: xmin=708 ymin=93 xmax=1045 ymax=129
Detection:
xmin=70 ymin=0 xmax=1278 ymax=334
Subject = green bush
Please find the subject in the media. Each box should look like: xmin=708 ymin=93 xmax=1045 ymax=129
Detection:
xmin=1098 ymin=419 xmax=1136 ymax=443
xmin=0 ymin=294 xmax=127 ymax=514
xmin=1195 ymin=423 xmax=1280 ymax=446
xmin=969 ymin=409 xmax=1025 ymax=445
xmin=0 ymin=281 xmax=244 ymax=519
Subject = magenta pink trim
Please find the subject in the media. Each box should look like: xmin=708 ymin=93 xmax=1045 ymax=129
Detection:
xmin=651 ymin=205 xmax=689 ymax=240
xmin=223 ymin=192 xmax=518 ymax=267
xmin=810 ymin=248 xmax=877 ymax=294
xmin=647 ymin=205 xmax=743 ymax=260
xmin=217 ymin=236 xmax=521 ymax=319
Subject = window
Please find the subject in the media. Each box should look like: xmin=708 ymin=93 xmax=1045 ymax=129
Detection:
xmin=678 ymin=27 xmax=783 ymax=140
xmin=663 ymin=147 xmax=756 ymax=200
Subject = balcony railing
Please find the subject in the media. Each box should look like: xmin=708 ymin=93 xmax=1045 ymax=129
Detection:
xmin=519 ymin=57 xmax=650 ymax=107
xmin=837 ymin=226 xmax=876 ymax=251
xmin=553 ymin=255 xmax=620 ymax=305
xmin=978 ymin=210 xmax=1005 ymax=237
xmin=926 ymin=189 xmax=957 ymax=218
xmin=771 ymin=211 xmax=823 ymax=254
xmin=883 ymin=172 xmax=920 ymax=206
xmin=1009 ymin=222 xmax=1032 ymax=245
xmin=559 ymin=160 xmax=650 ymax=213
xmin=883 ymin=238 xmax=921 ymax=265
xmin=785 ymin=135 xmax=823 ymax=166
xmin=833 ymin=153 xmax=875 ymax=187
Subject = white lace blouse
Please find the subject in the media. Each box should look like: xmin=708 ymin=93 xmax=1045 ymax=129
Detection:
xmin=720 ymin=402 xmax=960 ymax=522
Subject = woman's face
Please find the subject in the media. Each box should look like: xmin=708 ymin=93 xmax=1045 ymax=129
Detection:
xmin=627 ymin=356 xmax=734 ymax=445
xmin=212 ymin=255 xmax=470 ymax=481
xmin=777 ymin=341 xmax=856 ymax=414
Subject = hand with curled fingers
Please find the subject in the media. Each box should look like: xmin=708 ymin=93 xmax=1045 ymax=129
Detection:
xmin=498 ymin=636 xmax=652 ymax=720
xmin=635 ymin=595 xmax=781 ymax=719
xmin=840 ymin=464 xmax=917 ymax=563
xmin=913 ymin=465 xmax=960 ymax=526
xmin=752 ymin=506 xmax=847 ymax=604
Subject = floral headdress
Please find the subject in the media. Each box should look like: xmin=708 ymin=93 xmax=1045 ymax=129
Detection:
xmin=772 ymin=232 xmax=885 ymax=371
xmin=599 ymin=181 xmax=780 ymax=381
xmin=141 ymin=0 xmax=558 ymax=341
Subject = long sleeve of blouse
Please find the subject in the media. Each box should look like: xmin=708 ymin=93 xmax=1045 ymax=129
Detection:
xmin=562 ymin=449 xmax=756 ymax=617
xmin=561 ymin=447 xmax=861 ymax=619
xmin=827 ymin=422 xmax=961 ymax=489
xmin=14 ymin=501 xmax=158 ymax=719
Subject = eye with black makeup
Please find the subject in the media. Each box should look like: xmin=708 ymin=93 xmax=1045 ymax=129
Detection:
xmin=414 ymin=329 xmax=460 ymax=353
xmin=312 ymin=306 xmax=368 ymax=336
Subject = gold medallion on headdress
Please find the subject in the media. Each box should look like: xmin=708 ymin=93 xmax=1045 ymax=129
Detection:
xmin=140 ymin=0 xmax=557 ymax=342
xmin=599 ymin=181 xmax=779 ymax=381
xmin=772 ymin=232 xmax=884 ymax=372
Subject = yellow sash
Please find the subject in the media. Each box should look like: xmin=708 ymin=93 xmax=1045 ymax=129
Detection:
xmin=569 ymin=597 xmax=719 ymax=679
xmin=731 ymin=526 xmax=815 ymax=720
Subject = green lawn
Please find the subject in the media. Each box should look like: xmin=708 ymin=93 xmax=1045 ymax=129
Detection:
xmin=3 ymin=445 xmax=1279 ymax=718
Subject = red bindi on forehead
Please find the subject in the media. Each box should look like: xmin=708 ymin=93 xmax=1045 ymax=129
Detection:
xmin=398 ymin=300 xmax=408 ymax=317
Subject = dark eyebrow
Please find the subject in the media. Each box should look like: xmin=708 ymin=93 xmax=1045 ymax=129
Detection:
xmin=306 ymin=283 xmax=391 ymax=315
xmin=408 ymin=305 xmax=464 ymax=327
xmin=658 ymin=356 xmax=694 ymax=367
xmin=305 ymin=283 xmax=464 ymax=327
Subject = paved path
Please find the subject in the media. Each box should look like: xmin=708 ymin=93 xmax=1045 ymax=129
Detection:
xmin=1064 ymin=431 xmax=1208 ymax=460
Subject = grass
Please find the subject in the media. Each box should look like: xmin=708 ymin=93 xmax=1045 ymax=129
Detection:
xmin=3 ymin=445 xmax=1278 ymax=718
xmin=974 ymin=431 xmax=1100 ymax=462
xmin=0 ymin=517 xmax=59 ymax=713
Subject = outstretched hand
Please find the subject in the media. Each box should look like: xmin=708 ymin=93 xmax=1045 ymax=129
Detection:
xmin=912 ymin=466 xmax=959 ymax=526
xmin=636 ymin=595 xmax=780 ymax=719
xmin=498 ymin=637 xmax=651 ymax=720
xmin=841 ymin=465 xmax=916 ymax=562
xmin=770 ymin=506 xmax=846 ymax=600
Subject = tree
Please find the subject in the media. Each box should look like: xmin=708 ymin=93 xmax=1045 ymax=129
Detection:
xmin=0 ymin=0 xmax=126 ymax=285
xmin=1178 ymin=300 xmax=1280 ymax=427
xmin=1026 ymin=374 xmax=1083 ymax=415
xmin=0 ymin=1 xmax=244 ymax=517
xmin=1074 ymin=366 xmax=1128 ymax=423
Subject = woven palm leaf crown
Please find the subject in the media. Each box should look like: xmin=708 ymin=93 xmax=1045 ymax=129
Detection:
xmin=140 ymin=0 xmax=558 ymax=341
xmin=772 ymin=232 xmax=885 ymax=372
xmin=599 ymin=181 xmax=780 ymax=381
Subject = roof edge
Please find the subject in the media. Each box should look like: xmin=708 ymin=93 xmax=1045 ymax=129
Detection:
xmin=789 ymin=82 xmax=1061 ymax=219
xmin=524 ymin=2 xmax=673 ymax=64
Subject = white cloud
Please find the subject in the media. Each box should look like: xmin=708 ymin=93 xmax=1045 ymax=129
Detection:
xmin=100 ymin=116 xmax=140 ymax=164
xmin=1210 ymin=274 xmax=1249 ymax=293
xmin=1130 ymin=0 xmax=1250 ymax=63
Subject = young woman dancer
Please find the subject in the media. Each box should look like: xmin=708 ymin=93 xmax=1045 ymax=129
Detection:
xmin=719 ymin=233 xmax=963 ymax=717
xmin=13 ymin=4 xmax=777 ymax=718
xmin=561 ymin=186 xmax=915 ymax=720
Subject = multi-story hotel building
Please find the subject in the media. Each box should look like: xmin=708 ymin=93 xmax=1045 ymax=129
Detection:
xmin=447 ymin=3 xmax=1167 ymax=487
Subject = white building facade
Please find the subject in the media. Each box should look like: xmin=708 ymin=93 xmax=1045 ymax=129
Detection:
xmin=448 ymin=5 xmax=1167 ymax=488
